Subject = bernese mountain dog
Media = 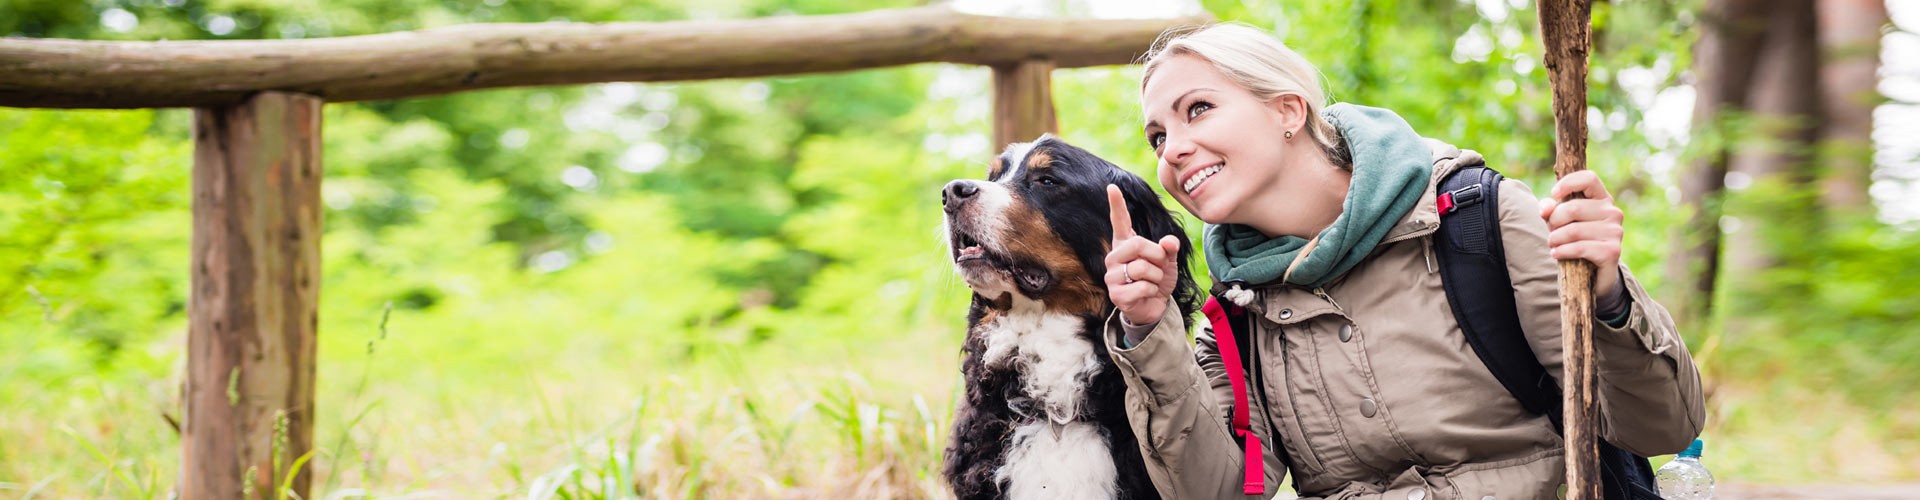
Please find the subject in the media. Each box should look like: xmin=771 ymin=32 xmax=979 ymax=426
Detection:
xmin=939 ymin=135 xmax=1198 ymax=500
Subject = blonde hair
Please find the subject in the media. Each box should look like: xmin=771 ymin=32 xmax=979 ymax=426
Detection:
xmin=1141 ymin=23 xmax=1350 ymax=168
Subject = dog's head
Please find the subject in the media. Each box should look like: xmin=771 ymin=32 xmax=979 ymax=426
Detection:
xmin=941 ymin=135 xmax=1198 ymax=324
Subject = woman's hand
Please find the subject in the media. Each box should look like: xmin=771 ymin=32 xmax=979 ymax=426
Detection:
xmin=1537 ymin=170 xmax=1625 ymax=299
xmin=1106 ymin=185 xmax=1183 ymax=326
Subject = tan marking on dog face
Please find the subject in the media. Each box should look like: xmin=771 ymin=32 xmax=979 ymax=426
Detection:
xmin=1026 ymin=149 xmax=1054 ymax=174
xmin=988 ymin=156 xmax=1007 ymax=180
xmin=1000 ymin=193 xmax=1105 ymax=315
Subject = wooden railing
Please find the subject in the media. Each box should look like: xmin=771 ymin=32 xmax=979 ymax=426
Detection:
xmin=0 ymin=6 xmax=1204 ymax=498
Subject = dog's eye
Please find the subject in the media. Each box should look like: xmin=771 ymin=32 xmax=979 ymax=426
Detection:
xmin=1036 ymin=176 xmax=1060 ymax=187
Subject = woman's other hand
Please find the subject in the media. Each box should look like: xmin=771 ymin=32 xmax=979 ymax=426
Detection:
xmin=1537 ymin=170 xmax=1625 ymax=299
xmin=1106 ymin=185 xmax=1183 ymax=326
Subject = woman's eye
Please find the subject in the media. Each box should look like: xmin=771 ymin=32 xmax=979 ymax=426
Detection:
xmin=1187 ymin=101 xmax=1214 ymax=119
xmin=1147 ymin=132 xmax=1165 ymax=150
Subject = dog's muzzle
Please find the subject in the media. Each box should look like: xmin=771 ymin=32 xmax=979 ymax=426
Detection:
xmin=942 ymin=180 xmax=980 ymax=213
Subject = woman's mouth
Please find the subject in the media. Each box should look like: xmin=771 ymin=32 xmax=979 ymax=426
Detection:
xmin=1183 ymin=163 xmax=1223 ymax=194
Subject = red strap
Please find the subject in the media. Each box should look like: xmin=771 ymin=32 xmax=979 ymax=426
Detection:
xmin=1437 ymin=191 xmax=1456 ymax=214
xmin=1202 ymin=297 xmax=1264 ymax=495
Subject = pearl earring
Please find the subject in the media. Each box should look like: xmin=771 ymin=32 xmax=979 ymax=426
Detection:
xmin=1285 ymin=130 xmax=1294 ymax=139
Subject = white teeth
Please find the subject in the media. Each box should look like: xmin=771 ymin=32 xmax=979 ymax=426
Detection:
xmin=1183 ymin=164 xmax=1223 ymax=193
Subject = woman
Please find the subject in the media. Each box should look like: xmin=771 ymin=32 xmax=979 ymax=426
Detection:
xmin=1100 ymin=24 xmax=1704 ymax=499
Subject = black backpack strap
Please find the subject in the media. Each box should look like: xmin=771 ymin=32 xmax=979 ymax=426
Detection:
xmin=1433 ymin=165 xmax=1561 ymax=419
xmin=1600 ymin=442 xmax=1664 ymax=500
xmin=1433 ymin=165 xmax=1662 ymax=500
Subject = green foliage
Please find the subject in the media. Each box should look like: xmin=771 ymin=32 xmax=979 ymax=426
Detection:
xmin=0 ymin=108 xmax=190 ymax=373
xmin=1705 ymin=200 xmax=1920 ymax=481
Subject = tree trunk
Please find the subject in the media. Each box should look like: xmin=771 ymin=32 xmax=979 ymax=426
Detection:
xmin=1815 ymin=0 xmax=1887 ymax=216
xmin=1668 ymin=0 xmax=1769 ymax=332
xmin=1724 ymin=0 xmax=1822 ymax=286
xmin=184 ymin=91 xmax=323 ymax=500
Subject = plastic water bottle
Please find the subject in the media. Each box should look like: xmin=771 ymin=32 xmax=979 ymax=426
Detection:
xmin=1656 ymin=439 xmax=1714 ymax=499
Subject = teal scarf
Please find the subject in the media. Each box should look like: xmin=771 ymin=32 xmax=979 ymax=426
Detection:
xmin=1202 ymin=103 xmax=1433 ymax=288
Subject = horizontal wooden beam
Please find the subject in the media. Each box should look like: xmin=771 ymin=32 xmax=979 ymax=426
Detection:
xmin=0 ymin=6 xmax=1206 ymax=109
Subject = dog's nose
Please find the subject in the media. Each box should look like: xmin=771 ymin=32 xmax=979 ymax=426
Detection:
xmin=943 ymin=180 xmax=979 ymax=211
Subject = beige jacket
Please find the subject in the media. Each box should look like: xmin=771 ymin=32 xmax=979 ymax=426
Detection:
xmin=1105 ymin=142 xmax=1705 ymax=499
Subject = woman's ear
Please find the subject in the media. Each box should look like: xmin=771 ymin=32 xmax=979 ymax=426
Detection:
xmin=1267 ymin=94 xmax=1310 ymax=137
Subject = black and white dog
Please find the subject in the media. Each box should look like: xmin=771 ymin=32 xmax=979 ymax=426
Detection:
xmin=939 ymin=136 xmax=1198 ymax=500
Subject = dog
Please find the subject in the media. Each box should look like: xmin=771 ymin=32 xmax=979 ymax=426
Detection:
xmin=939 ymin=135 xmax=1198 ymax=500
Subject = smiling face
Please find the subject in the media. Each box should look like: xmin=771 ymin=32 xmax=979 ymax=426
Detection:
xmin=1141 ymin=54 xmax=1312 ymax=228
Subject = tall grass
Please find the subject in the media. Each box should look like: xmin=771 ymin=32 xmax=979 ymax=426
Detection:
xmin=0 ymin=306 xmax=965 ymax=498
xmin=440 ymin=375 xmax=949 ymax=500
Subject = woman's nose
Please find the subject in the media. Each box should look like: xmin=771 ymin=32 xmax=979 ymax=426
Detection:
xmin=1161 ymin=133 xmax=1196 ymax=165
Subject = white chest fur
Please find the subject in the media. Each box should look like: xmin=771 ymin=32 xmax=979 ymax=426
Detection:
xmin=994 ymin=421 xmax=1117 ymax=500
xmin=979 ymin=301 xmax=1101 ymax=424
xmin=977 ymin=299 xmax=1115 ymax=499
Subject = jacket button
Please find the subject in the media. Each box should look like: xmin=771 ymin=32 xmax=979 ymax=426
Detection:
xmin=1278 ymin=308 xmax=1293 ymax=320
xmin=1407 ymin=489 xmax=1426 ymax=500
xmin=1360 ymin=398 xmax=1378 ymax=418
xmin=1339 ymin=324 xmax=1353 ymax=342
xmin=1483 ymin=496 xmax=1497 ymax=500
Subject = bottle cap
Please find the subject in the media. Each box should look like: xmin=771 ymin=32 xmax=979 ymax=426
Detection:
xmin=1679 ymin=438 xmax=1705 ymax=458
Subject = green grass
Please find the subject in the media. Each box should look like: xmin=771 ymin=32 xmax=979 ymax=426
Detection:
xmin=0 ymin=314 xmax=963 ymax=499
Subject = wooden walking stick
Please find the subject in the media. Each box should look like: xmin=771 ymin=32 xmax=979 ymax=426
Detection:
xmin=1537 ymin=0 xmax=1599 ymax=498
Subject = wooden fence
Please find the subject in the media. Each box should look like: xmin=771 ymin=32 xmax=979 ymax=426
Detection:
xmin=0 ymin=6 xmax=1204 ymax=498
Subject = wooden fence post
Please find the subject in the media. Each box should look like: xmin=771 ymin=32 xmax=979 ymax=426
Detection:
xmin=184 ymin=91 xmax=323 ymax=500
xmin=991 ymin=60 xmax=1058 ymax=148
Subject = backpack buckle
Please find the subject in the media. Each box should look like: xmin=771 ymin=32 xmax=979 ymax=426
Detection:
xmin=1438 ymin=183 xmax=1483 ymax=215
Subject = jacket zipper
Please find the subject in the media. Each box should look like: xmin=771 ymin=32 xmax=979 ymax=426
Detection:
xmin=1249 ymin=290 xmax=1291 ymax=479
xmin=1423 ymin=238 xmax=1437 ymax=274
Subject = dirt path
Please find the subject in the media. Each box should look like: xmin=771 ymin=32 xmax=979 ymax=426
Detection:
xmin=1716 ymin=483 xmax=1920 ymax=499
xmin=1268 ymin=484 xmax=1920 ymax=499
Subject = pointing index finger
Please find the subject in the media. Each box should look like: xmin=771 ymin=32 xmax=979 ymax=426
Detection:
xmin=1107 ymin=185 xmax=1135 ymax=242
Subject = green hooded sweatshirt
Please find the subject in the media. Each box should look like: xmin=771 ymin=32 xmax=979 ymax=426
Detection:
xmin=1202 ymin=103 xmax=1433 ymax=289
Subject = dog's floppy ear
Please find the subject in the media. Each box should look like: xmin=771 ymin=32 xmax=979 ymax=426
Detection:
xmin=1106 ymin=169 xmax=1201 ymax=328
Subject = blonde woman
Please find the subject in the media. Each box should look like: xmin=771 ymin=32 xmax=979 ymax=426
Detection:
xmin=1101 ymin=24 xmax=1704 ymax=499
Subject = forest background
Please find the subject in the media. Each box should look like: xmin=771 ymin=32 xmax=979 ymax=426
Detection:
xmin=2 ymin=0 xmax=1916 ymax=497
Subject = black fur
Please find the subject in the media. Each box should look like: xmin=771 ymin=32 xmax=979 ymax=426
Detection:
xmin=941 ymin=137 xmax=1198 ymax=499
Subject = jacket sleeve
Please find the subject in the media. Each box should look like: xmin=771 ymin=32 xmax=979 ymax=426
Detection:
xmin=1104 ymin=298 xmax=1286 ymax=499
xmin=1495 ymin=179 xmax=1707 ymax=457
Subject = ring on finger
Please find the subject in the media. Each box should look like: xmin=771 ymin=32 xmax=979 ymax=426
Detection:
xmin=1123 ymin=264 xmax=1135 ymax=283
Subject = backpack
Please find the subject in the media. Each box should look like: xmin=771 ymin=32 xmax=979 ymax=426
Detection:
xmin=1203 ymin=164 xmax=1662 ymax=499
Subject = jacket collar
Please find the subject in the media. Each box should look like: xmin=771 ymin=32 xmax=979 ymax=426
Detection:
xmin=1379 ymin=139 xmax=1480 ymax=245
